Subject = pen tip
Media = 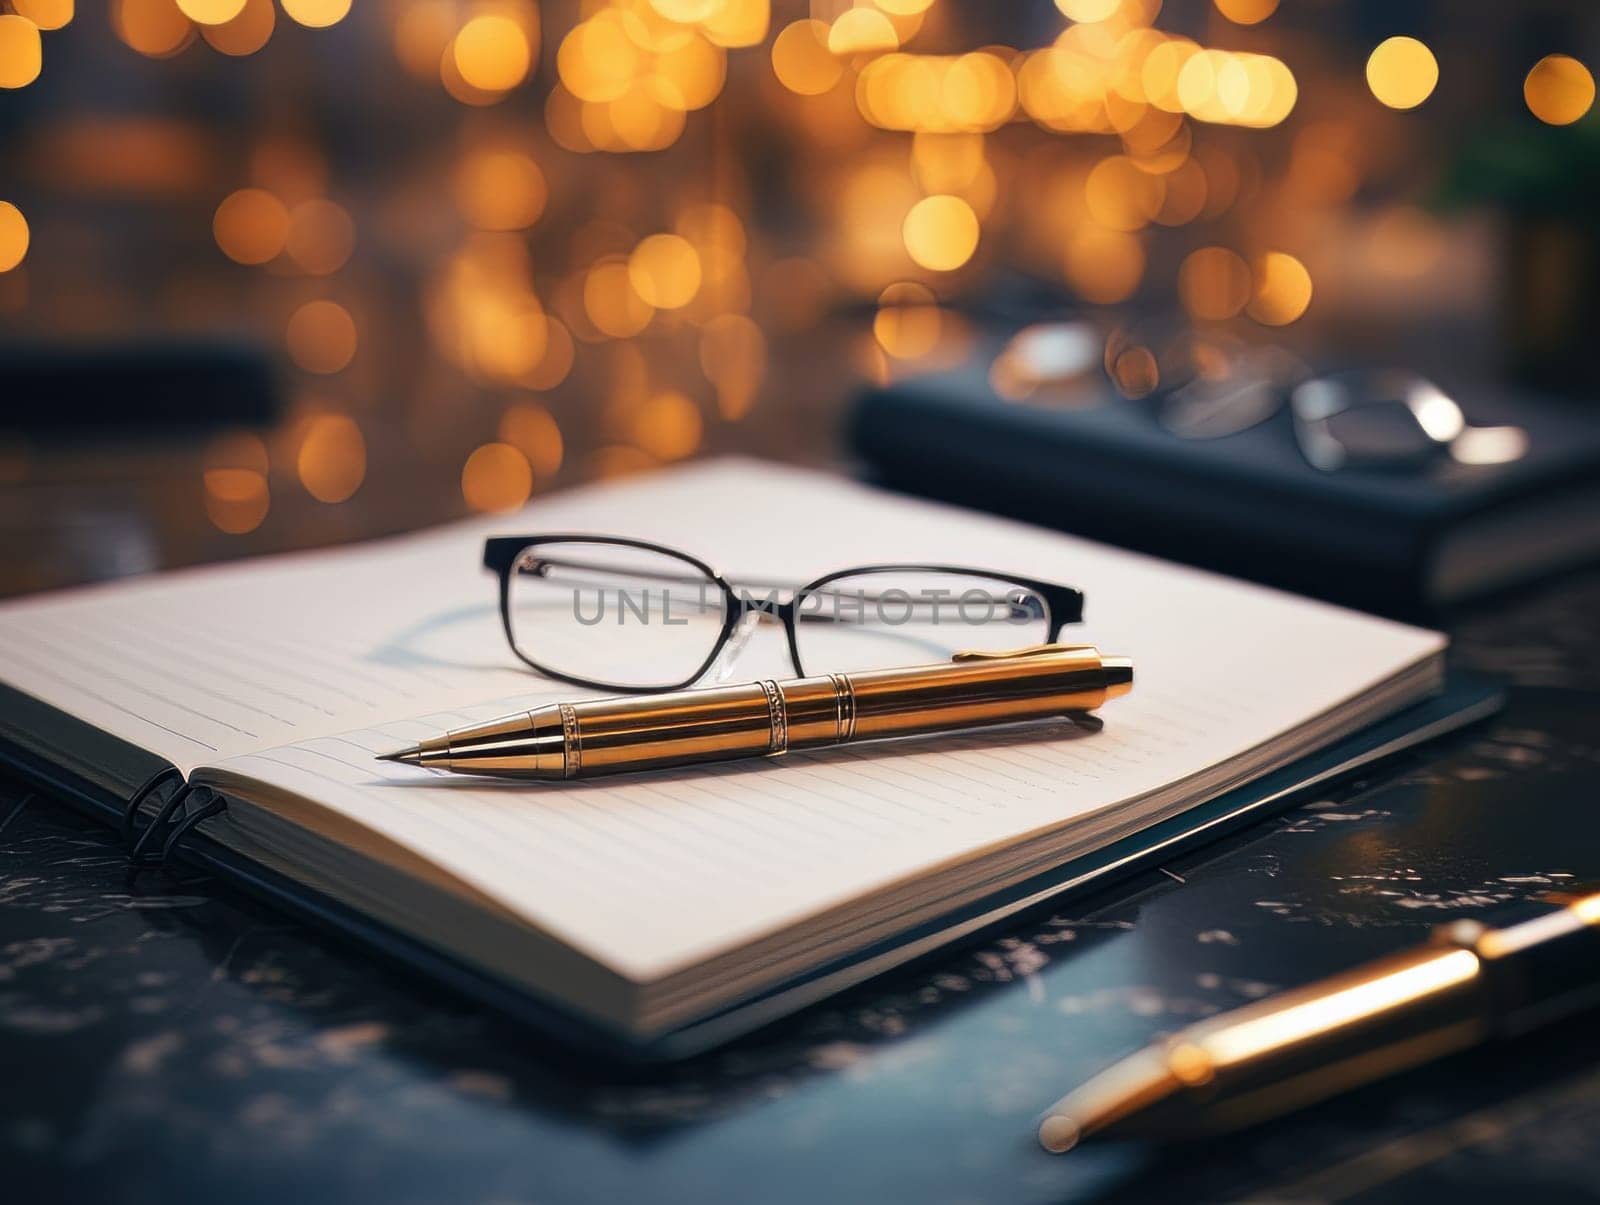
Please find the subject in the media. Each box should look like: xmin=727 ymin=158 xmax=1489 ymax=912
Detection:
xmin=1038 ymin=1115 xmax=1081 ymax=1154
xmin=377 ymin=746 xmax=423 ymax=766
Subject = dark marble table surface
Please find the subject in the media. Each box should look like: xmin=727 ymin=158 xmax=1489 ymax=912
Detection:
xmin=5 ymin=570 xmax=1600 ymax=1205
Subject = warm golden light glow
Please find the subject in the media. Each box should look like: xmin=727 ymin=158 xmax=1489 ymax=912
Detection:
xmin=286 ymin=299 xmax=358 ymax=374
xmin=628 ymin=233 xmax=702 ymax=309
xmin=1287 ymin=121 xmax=1362 ymax=205
xmin=827 ymin=7 xmax=897 ymax=57
xmin=588 ymin=445 xmax=656 ymax=480
xmin=1084 ymin=155 xmax=1164 ymax=231
xmin=858 ymin=52 xmax=1016 ymax=133
xmin=701 ymin=0 xmax=769 ymax=49
xmin=1367 ymin=36 xmax=1438 ymax=110
xmin=1153 ymin=158 xmax=1207 ymax=226
xmin=175 ymin=0 xmax=245 ymax=25
xmin=648 ymin=0 xmax=719 ymax=21
xmin=692 ymin=243 xmax=752 ymax=316
xmin=461 ymin=442 xmax=533 ymax=512
xmin=771 ymin=19 xmax=842 ymax=95
xmin=1214 ymin=0 xmax=1276 ymax=25
xmin=425 ymin=233 xmax=548 ymax=380
xmin=394 ymin=0 xmax=454 ymax=77
xmin=12 ymin=0 xmax=73 ymax=32
xmin=213 ymin=188 xmax=291 ymax=265
xmin=910 ymin=132 xmax=984 ymax=195
xmin=498 ymin=402 xmax=564 ymax=478
xmin=285 ymin=198 xmax=355 ymax=275
xmin=454 ymin=13 xmax=533 ymax=93
xmin=584 ymin=258 xmax=655 ymax=337
xmin=831 ymin=163 xmax=920 ymax=288
xmin=698 ymin=312 xmax=765 ymax=419
xmin=473 ymin=305 xmax=548 ymax=383
xmin=631 ymin=391 xmax=703 ymax=460
xmin=1142 ymin=38 xmax=1199 ymax=113
xmin=554 ymin=9 xmax=717 ymax=144
xmin=1179 ymin=245 xmax=1251 ymax=320
xmin=1176 ymin=48 xmax=1296 ymax=127
xmin=202 ymin=430 xmax=271 ymax=533
xmin=201 ymin=0 xmax=273 ymax=55
xmin=524 ymin=317 xmax=575 ymax=390
xmin=204 ymin=467 xmax=270 ymax=533
xmin=1248 ymin=251 xmax=1313 ymax=326
xmin=873 ymin=280 xmax=941 ymax=359
xmin=113 ymin=0 xmax=194 ymax=58
xmin=653 ymin=31 xmax=726 ymax=110
xmin=559 ymin=11 xmax=640 ymax=102
xmin=454 ymin=151 xmax=547 ymax=231
xmin=1064 ymin=225 xmax=1144 ymax=303
xmin=10 ymin=0 xmax=1532 ymax=514
xmin=296 ymin=414 xmax=366 ymax=503
xmin=0 ymin=202 xmax=29 ymax=273
xmin=1203 ymin=951 xmax=1480 ymax=1067
xmin=902 ymin=194 xmax=979 ymax=272
xmin=1055 ymin=0 xmax=1121 ymax=22
xmin=676 ymin=201 xmax=745 ymax=257
xmin=1524 ymin=54 xmax=1595 ymax=126
xmin=279 ymin=0 xmax=350 ymax=29
xmin=0 ymin=14 xmax=43 ymax=89
xmin=599 ymin=82 xmax=685 ymax=150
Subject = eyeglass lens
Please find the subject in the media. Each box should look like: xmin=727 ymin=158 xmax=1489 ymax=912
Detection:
xmin=507 ymin=541 xmax=725 ymax=690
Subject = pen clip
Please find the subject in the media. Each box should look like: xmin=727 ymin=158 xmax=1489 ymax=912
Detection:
xmin=950 ymin=643 xmax=1097 ymax=662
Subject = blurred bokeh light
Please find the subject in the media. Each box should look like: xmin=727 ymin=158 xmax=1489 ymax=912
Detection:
xmin=0 ymin=0 xmax=1594 ymax=562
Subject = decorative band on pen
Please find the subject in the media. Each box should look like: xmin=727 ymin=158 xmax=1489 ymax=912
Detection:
xmin=827 ymin=673 xmax=856 ymax=743
xmin=557 ymin=703 xmax=581 ymax=778
xmin=758 ymin=680 xmax=788 ymax=755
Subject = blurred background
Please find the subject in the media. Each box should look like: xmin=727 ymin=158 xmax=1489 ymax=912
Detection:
xmin=1 ymin=0 xmax=1596 ymax=597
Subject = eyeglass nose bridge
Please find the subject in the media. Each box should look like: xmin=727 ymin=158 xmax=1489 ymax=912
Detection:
xmin=708 ymin=606 xmax=766 ymax=683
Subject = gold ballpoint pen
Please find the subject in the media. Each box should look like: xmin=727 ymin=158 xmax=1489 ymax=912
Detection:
xmin=1037 ymin=888 xmax=1600 ymax=1153
xmin=378 ymin=644 xmax=1132 ymax=780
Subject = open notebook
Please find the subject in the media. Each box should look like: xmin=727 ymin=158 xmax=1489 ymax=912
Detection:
xmin=0 ymin=459 xmax=1462 ymax=1050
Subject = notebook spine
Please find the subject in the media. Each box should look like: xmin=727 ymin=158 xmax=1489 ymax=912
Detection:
xmin=123 ymin=767 xmax=226 ymax=870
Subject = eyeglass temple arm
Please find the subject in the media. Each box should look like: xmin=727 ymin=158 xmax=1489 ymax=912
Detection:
xmin=514 ymin=554 xmax=722 ymax=591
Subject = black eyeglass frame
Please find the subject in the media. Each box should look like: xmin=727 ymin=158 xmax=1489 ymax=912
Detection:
xmin=482 ymin=534 xmax=1086 ymax=693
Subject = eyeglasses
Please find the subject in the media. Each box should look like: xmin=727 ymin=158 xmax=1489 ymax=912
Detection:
xmin=482 ymin=535 xmax=1086 ymax=692
xmin=1002 ymin=324 xmax=1529 ymax=472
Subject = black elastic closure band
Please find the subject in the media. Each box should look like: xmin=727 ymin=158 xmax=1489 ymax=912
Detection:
xmin=128 ymin=784 xmax=225 ymax=871
xmin=122 ymin=766 xmax=185 ymax=848
xmin=160 ymin=789 xmax=225 ymax=866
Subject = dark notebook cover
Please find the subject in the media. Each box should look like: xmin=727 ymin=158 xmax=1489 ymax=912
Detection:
xmin=850 ymin=364 xmax=1600 ymax=617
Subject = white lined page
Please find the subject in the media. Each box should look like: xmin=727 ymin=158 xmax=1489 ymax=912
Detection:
xmin=0 ymin=499 xmax=577 ymax=768
xmin=206 ymin=677 xmax=1231 ymax=981
xmin=1 ymin=459 xmax=1444 ymax=982
xmin=153 ymin=459 xmax=1438 ymax=981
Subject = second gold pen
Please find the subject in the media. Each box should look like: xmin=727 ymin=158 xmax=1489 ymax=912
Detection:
xmin=378 ymin=644 xmax=1133 ymax=780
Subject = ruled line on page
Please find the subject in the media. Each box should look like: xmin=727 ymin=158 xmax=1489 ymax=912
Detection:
xmin=94 ymin=614 xmax=346 ymax=718
xmin=0 ymin=458 xmax=1446 ymax=981
xmin=200 ymin=673 xmax=1271 ymax=978
xmin=1 ymin=643 xmax=221 ymax=753
xmin=27 ymin=618 xmax=302 ymax=729
xmin=2 ymin=636 xmax=248 ymax=744
xmin=239 ymin=746 xmax=802 ymax=903
xmin=117 ymin=611 xmax=378 ymax=712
